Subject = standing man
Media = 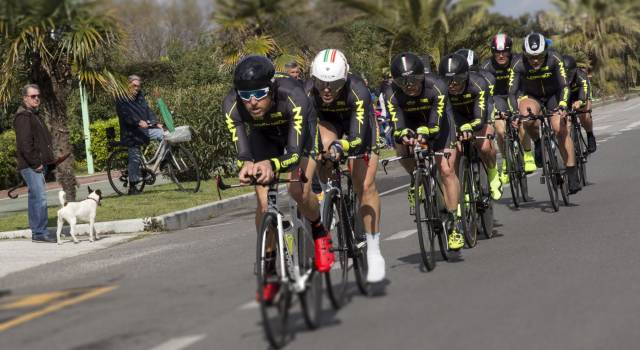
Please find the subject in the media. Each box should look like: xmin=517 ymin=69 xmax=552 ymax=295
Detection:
xmin=115 ymin=75 xmax=163 ymax=195
xmin=284 ymin=61 xmax=302 ymax=81
xmin=14 ymin=84 xmax=57 ymax=243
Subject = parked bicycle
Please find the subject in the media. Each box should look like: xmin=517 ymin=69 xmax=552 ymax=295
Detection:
xmin=106 ymin=124 xmax=201 ymax=195
xmin=457 ymin=133 xmax=495 ymax=246
xmin=217 ymin=172 xmax=322 ymax=349
xmin=321 ymin=152 xmax=369 ymax=308
xmin=495 ymin=112 xmax=529 ymax=208
xmin=381 ymin=142 xmax=451 ymax=271
xmin=521 ymin=107 xmax=569 ymax=211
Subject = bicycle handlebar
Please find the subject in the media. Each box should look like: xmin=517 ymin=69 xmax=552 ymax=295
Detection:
xmin=379 ymin=144 xmax=450 ymax=174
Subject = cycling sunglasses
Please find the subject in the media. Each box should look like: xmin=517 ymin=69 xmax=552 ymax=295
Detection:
xmin=525 ymin=53 xmax=545 ymax=61
xmin=237 ymin=87 xmax=270 ymax=102
xmin=313 ymin=78 xmax=346 ymax=93
xmin=393 ymin=74 xmax=424 ymax=89
xmin=444 ymin=74 xmax=467 ymax=87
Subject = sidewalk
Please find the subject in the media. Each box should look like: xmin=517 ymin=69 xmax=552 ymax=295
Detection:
xmin=0 ymin=172 xmax=109 ymax=200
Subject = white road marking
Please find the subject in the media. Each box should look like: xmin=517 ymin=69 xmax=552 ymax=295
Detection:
xmin=238 ymin=300 xmax=259 ymax=310
xmin=384 ymin=229 xmax=417 ymax=241
xmin=592 ymin=125 xmax=611 ymax=132
xmin=622 ymin=102 xmax=640 ymax=112
xmin=620 ymin=120 xmax=640 ymax=132
xmin=149 ymin=334 xmax=206 ymax=350
xmin=380 ymin=184 xmax=409 ymax=196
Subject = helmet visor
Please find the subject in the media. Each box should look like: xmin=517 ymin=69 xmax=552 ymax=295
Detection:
xmin=313 ymin=78 xmax=346 ymax=93
xmin=237 ymin=87 xmax=270 ymax=102
xmin=444 ymin=73 xmax=467 ymax=87
xmin=393 ymin=74 xmax=424 ymax=90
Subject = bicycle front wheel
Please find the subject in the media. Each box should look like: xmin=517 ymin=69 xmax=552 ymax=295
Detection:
xmin=514 ymin=140 xmax=529 ymax=202
xmin=107 ymin=148 xmax=145 ymax=196
xmin=346 ymin=179 xmax=368 ymax=295
xmin=541 ymin=134 xmax=559 ymax=212
xmin=476 ymin=161 xmax=495 ymax=239
xmin=322 ymin=189 xmax=348 ymax=309
xmin=459 ymin=156 xmax=478 ymax=248
xmin=505 ymin=138 xmax=521 ymax=208
xmin=166 ymin=145 xmax=201 ymax=193
xmin=414 ymin=170 xmax=437 ymax=271
xmin=257 ymin=213 xmax=290 ymax=348
xmin=298 ymin=226 xmax=322 ymax=330
xmin=573 ymin=125 xmax=588 ymax=187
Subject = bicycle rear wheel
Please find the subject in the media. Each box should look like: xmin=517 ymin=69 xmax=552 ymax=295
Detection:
xmin=551 ymin=137 xmax=570 ymax=206
xmin=476 ymin=161 xmax=495 ymax=239
xmin=505 ymin=139 xmax=521 ymax=208
xmin=257 ymin=213 xmax=290 ymax=348
xmin=458 ymin=156 xmax=478 ymax=248
xmin=346 ymin=179 xmax=368 ymax=295
xmin=107 ymin=148 xmax=145 ymax=196
xmin=573 ymin=125 xmax=588 ymax=187
xmin=541 ymin=134 xmax=559 ymax=212
xmin=166 ymin=145 xmax=201 ymax=193
xmin=414 ymin=171 xmax=437 ymax=271
xmin=322 ymin=189 xmax=348 ymax=309
xmin=514 ymin=140 xmax=529 ymax=202
xmin=297 ymin=225 xmax=322 ymax=329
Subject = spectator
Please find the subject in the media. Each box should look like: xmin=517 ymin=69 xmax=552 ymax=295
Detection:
xmin=115 ymin=75 xmax=163 ymax=195
xmin=284 ymin=61 xmax=302 ymax=80
xmin=14 ymin=84 xmax=57 ymax=243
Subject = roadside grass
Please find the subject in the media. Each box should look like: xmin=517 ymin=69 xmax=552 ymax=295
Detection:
xmin=0 ymin=178 xmax=252 ymax=232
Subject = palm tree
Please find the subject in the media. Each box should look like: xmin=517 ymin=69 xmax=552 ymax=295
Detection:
xmin=541 ymin=0 xmax=640 ymax=94
xmin=0 ymin=0 xmax=126 ymax=200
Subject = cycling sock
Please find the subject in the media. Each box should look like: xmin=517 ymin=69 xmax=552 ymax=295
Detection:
xmin=310 ymin=217 xmax=327 ymax=239
xmin=365 ymin=232 xmax=381 ymax=254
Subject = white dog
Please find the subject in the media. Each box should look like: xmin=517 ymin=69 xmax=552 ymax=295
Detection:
xmin=56 ymin=186 xmax=102 ymax=244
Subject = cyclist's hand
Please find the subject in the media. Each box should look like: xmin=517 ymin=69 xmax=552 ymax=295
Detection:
xmin=254 ymin=160 xmax=274 ymax=185
xmin=398 ymin=129 xmax=416 ymax=146
xmin=572 ymin=101 xmax=585 ymax=111
xmin=157 ymin=123 xmax=164 ymax=130
xmin=138 ymin=120 xmax=149 ymax=129
xmin=459 ymin=123 xmax=473 ymax=140
xmin=238 ymin=162 xmax=254 ymax=184
xmin=329 ymin=140 xmax=345 ymax=161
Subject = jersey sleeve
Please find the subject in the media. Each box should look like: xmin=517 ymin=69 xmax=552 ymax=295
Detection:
xmin=345 ymin=81 xmax=373 ymax=152
xmin=427 ymin=79 xmax=448 ymax=135
xmin=508 ymin=59 xmax=523 ymax=113
xmin=223 ymin=92 xmax=252 ymax=168
xmin=576 ymin=70 xmax=591 ymax=102
xmin=470 ymin=76 xmax=489 ymax=131
xmin=554 ymin=53 xmax=570 ymax=107
xmin=271 ymin=87 xmax=310 ymax=173
xmin=385 ymin=88 xmax=408 ymax=141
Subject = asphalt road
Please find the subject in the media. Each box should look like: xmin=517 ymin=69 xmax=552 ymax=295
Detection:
xmin=1 ymin=98 xmax=640 ymax=350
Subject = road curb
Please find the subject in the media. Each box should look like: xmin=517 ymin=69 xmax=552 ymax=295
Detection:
xmin=0 ymin=192 xmax=256 ymax=239
xmin=592 ymin=93 xmax=639 ymax=108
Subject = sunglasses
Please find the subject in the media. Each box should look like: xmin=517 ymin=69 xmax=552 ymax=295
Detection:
xmin=525 ymin=53 xmax=545 ymax=61
xmin=313 ymin=78 xmax=346 ymax=93
xmin=237 ymin=87 xmax=270 ymax=102
xmin=393 ymin=74 xmax=424 ymax=90
xmin=445 ymin=74 xmax=467 ymax=87
xmin=28 ymin=95 xmax=40 ymax=99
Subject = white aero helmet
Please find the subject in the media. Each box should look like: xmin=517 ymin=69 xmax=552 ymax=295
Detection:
xmin=311 ymin=49 xmax=349 ymax=82
xmin=523 ymin=32 xmax=547 ymax=56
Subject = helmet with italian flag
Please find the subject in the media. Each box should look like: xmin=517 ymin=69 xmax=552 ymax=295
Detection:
xmin=311 ymin=49 xmax=349 ymax=83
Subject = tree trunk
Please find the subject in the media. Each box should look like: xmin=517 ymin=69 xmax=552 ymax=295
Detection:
xmin=32 ymin=60 xmax=77 ymax=200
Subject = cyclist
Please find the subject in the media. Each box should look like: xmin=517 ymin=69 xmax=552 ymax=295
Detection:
xmin=563 ymin=54 xmax=597 ymax=153
xmin=481 ymin=33 xmax=537 ymax=180
xmin=508 ymin=33 xmax=581 ymax=194
xmin=305 ymin=49 xmax=385 ymax=283
xmin=439 ymin=53 xmax=503 ymax=201
xmin=384 ymin=52 xmax=464 ymax=251
xmin=223 ymin=55 xmax=334 ymax=301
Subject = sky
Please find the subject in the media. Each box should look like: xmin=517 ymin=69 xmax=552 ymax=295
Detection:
xmin=491 ymin=0 xmax=554 ymax=17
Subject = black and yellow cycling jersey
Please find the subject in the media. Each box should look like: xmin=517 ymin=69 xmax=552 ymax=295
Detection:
xmin=382 ymin=72 xmax=456 ymax=150
xmin=508 ymin=50 xmax=570 ymax=112
xmin=449 ymin=72 xmax=491 ymax=131
xmin=480 ymin=54 xmax=520 ymax=97
xmin=222 ymin=76 xmax=317 ymax=173
xmin=304 ymin=74 xmax=375 ymax=155
xmin=568 ymin=69 xmax=592 ymax=105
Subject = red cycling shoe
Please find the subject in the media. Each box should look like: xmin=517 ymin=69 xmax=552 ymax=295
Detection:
xmin=257 ymin=283 xmax=280 ymax=304
xmin=314 ymin=235 xmax=335 ymax=272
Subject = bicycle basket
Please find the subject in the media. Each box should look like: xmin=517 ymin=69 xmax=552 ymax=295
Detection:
xmin=165 ymin=126 xmax=192 ymax=144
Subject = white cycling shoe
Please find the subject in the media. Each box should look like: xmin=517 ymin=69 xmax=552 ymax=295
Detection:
xmin=365 ymin=233 xmax=386 ymax=283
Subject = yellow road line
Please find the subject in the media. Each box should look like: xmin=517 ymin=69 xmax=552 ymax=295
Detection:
xmin=0 ymin=291 xmax=70 ymax=310
xmin=0 ymin=286 xmax=117 ymax=332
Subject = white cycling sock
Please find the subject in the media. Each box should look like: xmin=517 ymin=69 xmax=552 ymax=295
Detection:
xmin=366 ymin=232 xmax=385 ymax=283
xmin=366 ymin=232 xmax=381 ymax=255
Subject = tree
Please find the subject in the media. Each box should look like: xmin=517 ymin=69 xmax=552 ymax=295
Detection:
xmin=0 ymin=0 xmax=126 ymax=200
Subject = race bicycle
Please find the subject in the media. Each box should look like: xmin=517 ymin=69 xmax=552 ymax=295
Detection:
xmin=495 ymin=112 xmax=529 ymax=208
xmin=568 ymin=108 xmax=592 ymax=187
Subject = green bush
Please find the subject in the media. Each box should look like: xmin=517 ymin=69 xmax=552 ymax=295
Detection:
xmin=0 ymin=130 xmax=19 ymax=190
xmin=70 ymin=117 xmax=120 ymax=172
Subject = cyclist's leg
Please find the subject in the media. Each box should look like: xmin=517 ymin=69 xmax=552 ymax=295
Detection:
xmin=519 ymin=97 xmax=543 ymax=167
xmin=547 ymin=98 xmax=575 ymax=167
xmin=474 ymin=124 xmax=501 ymax=199
xmin=147 ymin=128 xmax=164 ymax=142
xmin=579 ymin=100 xmax=596 ymax=153
xmin=317 ymin=120 xmax=340 ymax=183
xmin=493 ymin=96 xmax=508 ymax=158
xmin=288 ymin=157 xmax=320 ymax=222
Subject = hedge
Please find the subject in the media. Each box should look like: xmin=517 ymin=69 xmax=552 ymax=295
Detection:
xmin=0 ymin=130 xmax=18 ymax=190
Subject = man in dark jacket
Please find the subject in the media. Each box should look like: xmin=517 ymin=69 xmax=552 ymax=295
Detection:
xmin=14 ymin=84 xmax=57 ymax=243
xmin=115 ymin=75 xmax=163 ymax=195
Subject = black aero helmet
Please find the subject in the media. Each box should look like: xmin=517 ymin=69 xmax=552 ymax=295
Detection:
xmin=455 ymin=48 xmax=478 ymax=70
xmin=233 ymin=55 xmax=275 ymax=91
xmin=490 ymin=33 xmax=513 ymax=52
xmin=562 ymin=54 xmax=578 ymax=82
xmin=438 ymin=53 xmax=469 ymax=85
xmin=390 ymin=52 xmax=425 ymax=79
xmin=418 ymin=54 xmax=435 ymax=74
xmin=523 ymin=32 xmax=547 ymax=56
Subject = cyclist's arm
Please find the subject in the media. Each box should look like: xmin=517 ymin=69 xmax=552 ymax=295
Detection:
xmin=507 ymin=59 xmax=523 ymax=113
xmin=385 ymin=89 xmax=410 ymax=142
xmin=223 ymin=95 xmax=252 ymax=167
xmin=426 ymin=80 xmax=447 ymax=136
xmin=271 ymin=91 xmax=311 ymax=173
xmin=471 ymin=77 xmax=489 ymax=131
xmin=344 ymin=82 xmax=373 ymax=153
xmin=554 ymin=53 xmax=570 ymax=108
xmin=577 ymin=70 xmax=591 ymax=103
